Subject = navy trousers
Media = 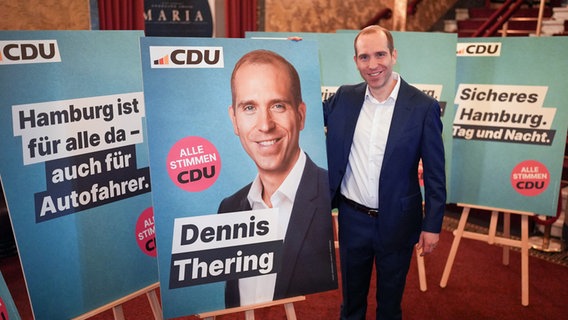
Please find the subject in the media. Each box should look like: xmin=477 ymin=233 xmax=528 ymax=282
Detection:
xmin=338 ymin=199 xmax=414 ymax=320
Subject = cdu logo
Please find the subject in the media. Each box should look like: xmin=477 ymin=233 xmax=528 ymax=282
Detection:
xmin=456 ymin=42 xmax=501 ymax=57
xmin=150 ymin=46 xmax=224 ymax=68
xmin=0 ymin=40 xmax=61 ymax=65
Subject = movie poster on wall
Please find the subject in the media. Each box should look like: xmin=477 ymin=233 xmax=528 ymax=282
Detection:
xmin=0 ymin=31 xmax=158 ymax=319
xmin=140 ymin=37 xmax=337 ymax=318
xmin=246 ymin=31 xmax=457 ymax=199
xmin=450 ymin=37 xmax=568 ymax=216
xmin=144 ymin=0 xmax=215 ymax=37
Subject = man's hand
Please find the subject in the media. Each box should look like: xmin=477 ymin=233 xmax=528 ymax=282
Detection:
xmin=416 ymin=231 xmax=439 ymax=256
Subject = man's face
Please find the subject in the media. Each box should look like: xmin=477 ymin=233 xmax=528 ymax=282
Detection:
xmin=229 ymin=62 xmax=306 ymax=177
xmin=354 ymin=32 xmax=397 ymax=99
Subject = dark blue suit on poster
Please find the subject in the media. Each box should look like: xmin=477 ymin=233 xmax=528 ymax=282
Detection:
xmin=324 ymin=79 xmax=446 ymax=319
xmin=218 ymin=154 xmax=338 ymax=308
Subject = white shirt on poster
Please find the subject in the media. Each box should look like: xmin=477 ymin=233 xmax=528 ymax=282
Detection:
xmin=238 ymin=151 xmax=306 ymax=305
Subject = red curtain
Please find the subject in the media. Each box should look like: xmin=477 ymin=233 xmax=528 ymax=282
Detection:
xmin=225 ymin=0 xmax=257 ymax=38
xmin=98 ymin=0 xmax=145 ymax=30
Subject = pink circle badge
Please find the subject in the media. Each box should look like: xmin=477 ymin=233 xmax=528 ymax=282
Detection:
xmin=135 ymin=207 xmax=156 ymax=257
xmin=167 ymin=136 xmax=221 ymax=192
xmin=510 ymin=160 xmax=550 ymax=197
xmin=0 ymin=296 xmax=8 ymax=320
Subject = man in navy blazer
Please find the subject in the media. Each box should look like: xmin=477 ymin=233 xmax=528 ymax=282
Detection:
xmin=219 ymin=49 xmax=337 ymax=308
xmin=324 ymin=26 xmax=446 ymax=319
xmin=219 ymin=154 xmax=337 ymax=307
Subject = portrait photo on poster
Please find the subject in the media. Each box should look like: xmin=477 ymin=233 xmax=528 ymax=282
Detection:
xmin=140 ymin=37 xmax=337 ymax=317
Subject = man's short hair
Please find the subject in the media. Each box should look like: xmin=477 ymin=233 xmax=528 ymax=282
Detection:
xmin=354 ymin=25 xmax=395 ymax=55
xmin=231 ymin=49 xmax=303 ymax=107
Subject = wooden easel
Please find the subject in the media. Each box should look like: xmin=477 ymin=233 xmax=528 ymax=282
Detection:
xmin=72 ymin=282 xmax=162 ymax=320
xmin=439 ymin=203 xmax=534 ymax=306
xmin=196 ymin=296 xmax=306 ymax=320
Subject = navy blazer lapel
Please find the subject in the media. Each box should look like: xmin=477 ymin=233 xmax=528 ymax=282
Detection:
xmin=342 ymin=83 xmax=367 ymax=159
xmin=382 ymin=79 xmax=414 ymax=165
xmin=274 ymin=156 xmax=320 ymax=295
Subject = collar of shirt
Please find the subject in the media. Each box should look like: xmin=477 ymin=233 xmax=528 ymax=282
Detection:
xmin=365 ymin=71 xmax=401 ymax=104
xmin=247 ymin=150 xmax=306 ymax=211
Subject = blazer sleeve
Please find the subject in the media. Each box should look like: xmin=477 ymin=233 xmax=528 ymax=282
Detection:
xmin=420 ymin=93 xmax=447 ymax=234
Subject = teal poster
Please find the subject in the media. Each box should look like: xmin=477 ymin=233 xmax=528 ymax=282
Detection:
xmin=247 ymin=31 xmax=457 ymax=198
xmin=0 ymin=31 xmax=158 ymax=319
xmin=0 ymin=272 xmax=20 ymax=320
xmin=140 ymin=37 xmax=336 ymax=318
xmin=450 ymin=37 xmax=568 ymax=216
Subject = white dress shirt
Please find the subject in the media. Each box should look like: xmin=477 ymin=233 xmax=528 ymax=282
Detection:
xmin=340 ymin=72 xmax=400 ymax=209
xmin=238 ymin=151 xmax=306 ymax=305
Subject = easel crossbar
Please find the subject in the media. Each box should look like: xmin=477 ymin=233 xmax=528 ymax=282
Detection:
xmin=72 ymin=282 xmax=161 ymax=320
xmin=197 ymin=296 xmax=306 ymax=319
xmin=459 ymin=230 xmax=524 ymax=248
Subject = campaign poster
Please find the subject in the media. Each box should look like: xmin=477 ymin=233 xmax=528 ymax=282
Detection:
xmin=450 ymin=37 xmax=568 ymax=216
xmin=140 ymin=37 xmax=337 ymax=318
xmin=0 ymin=272 xmax=21 ymax=320
xmin=246 ymin=31 xmax=457 ymax=199
xmin=0 ymin=31 xmax=158 ymax=319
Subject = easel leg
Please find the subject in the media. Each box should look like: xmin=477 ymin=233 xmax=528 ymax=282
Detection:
xmin=416 ymin=246 xmax=427 ymax=292
xmin=112 ymin=306 xmax=125 ymax=320
xmin=521 ymin=215 xmax=529 ymax=306
xmin=146 ymin=289 xmax=163 ymax=320
xmin=284 ymin=302 xmax=298 ymax=320
xmin=440 ymin=206 xmax=470 ymax=287
xmin=333 ymin=210 xmax=339 ymax=249
xmin=245 ymin=310 xmax=255 ymax=320
xmin=487 ymin=211 xmax=499 ymax=244
xmin=502 ymin=212 xmax=511 ymax=265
